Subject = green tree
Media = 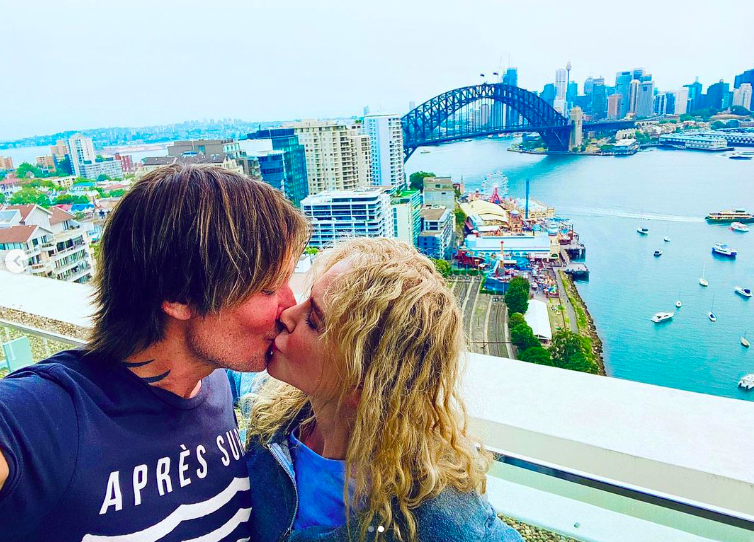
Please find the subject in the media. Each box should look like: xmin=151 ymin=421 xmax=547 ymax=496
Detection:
xmin=9 ymin=187 xmax=50 ymax=207
xmin=109 ymin=189 xmax=126 ymax=198
xmin=409 ymin=171 xmax=435 ymax=191
xmin=26 ymin=179 xmax=57 ymax=190
xmin=97 ymin=174 xmax=111 ymax=182
xmin=15 ymin=162 xmax=46 ymax=179
xmin=54 ymin=194 xmax=90 ymax=205
xmin=430 ymin=258 xmax=451 ymax=278
xmin=454 ymin=205 xmax=467 ymax=230
xmin=510 ymin=323 xmax=540 ymax=351
xmin=505 ymin=277 xmax=530 ymax=315
xmin=731 ymin=105 xmax=751 ymax=117
xmin=0 ymin=193 xmax=5 ymax=204
xmin=564 ymin=350 xmax=598 ymax=374
xmin=508 ymin=312 xmax=526 ymax=329
xmin=711 ymin=120 xmax=726 ymax=130
xmin=518 ymin=347 xmax=554 ymax=366
xmin=304 ymin=247 xmax=319 ymax=256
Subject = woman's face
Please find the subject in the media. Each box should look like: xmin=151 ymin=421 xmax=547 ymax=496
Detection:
xmin=267 ymin=260 xmax=350 ymax=398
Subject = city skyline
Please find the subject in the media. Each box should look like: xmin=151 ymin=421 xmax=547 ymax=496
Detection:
xmin=0 ymin=0 xmax=752 ymax=141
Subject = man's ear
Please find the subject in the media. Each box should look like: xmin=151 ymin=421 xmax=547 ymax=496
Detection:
xmin=162 ymin=300 xmax=193 ymax=321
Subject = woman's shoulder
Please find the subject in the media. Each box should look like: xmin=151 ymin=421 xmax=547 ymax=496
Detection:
xmin=411 ymin=486 xmax=524 ymax=542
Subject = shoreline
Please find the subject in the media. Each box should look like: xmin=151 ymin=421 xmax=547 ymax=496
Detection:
xmin=558 ymin=272 xmax=607 ymax=376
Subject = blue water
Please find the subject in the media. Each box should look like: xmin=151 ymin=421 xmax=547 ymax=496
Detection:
xmin=407 ymin=139 xmax=754 ymax=401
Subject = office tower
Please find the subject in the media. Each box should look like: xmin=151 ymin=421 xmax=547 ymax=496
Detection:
xmin=247 ymin=128 xmax=309 ymax=207
xmin=635 ymin=81 xmax=655 ymax=118
xmin=541 ymin=84 xmax=556 ymax=107
xmin=555 ymin=68 xmax=568 ymax=100
xmin=615 ymin=71 xmax=633 ymax=118
xmin=671 ymin=88 xmax=689 ymax=115
xmin=628 ymin=79 xmax=641 ymax=114
xmin=607 ymin=94 xmax=622 ymax=120
xmin=734 ymin=67 xmax=754 ymax=89
xmin=584 ymin=77 xmax=595 ymax=97
xmin=591 ymin=82 xmax=607 ymax=120
xmin=706 ymin=80 xmax=729 ymax=110
xmin=391 ymin=189 xmax=422 ymax=245
xmin=568 ymin=107 xmax=583 ymax=150
xmin=684 ymin=80 xmax=703 ymax=112
xmin=567 ymin=82 xmax=578 ymax=105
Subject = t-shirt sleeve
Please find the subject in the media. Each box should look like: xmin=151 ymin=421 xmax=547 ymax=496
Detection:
xmin=0 ymin=368 xmax=79 ymax=539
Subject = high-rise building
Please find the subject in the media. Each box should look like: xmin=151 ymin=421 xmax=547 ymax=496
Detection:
xmin=67 ymin=134 xmax=96 ymax=177
xmin=628 ymin=80 xmax=641 ymax=115
xmin=584 ymin=77 xmax=595 ymax=97
xmin=607 ymin=94 xmax=622 ymax=120
xmin=363 ymin=114 xmax=405 ymax=190
xmin=671 ymin=88 xmax=689 ymax=115
xmin=503 ymin=67 xmax=518 ymax=87
xmin=654 ymin=93 xmax=675 ymax=116
xmin=567 ymin=81 xmax=578 ymax=105
xmin=734 ymin=67 xmax=754 ymax=89
xmin=501 ymin=68 xmax=520 ymax=128
xmin=733 ymin=83 xmax=752 ymax=110
xmin=290 ymin=120 xmax=372 ymax=195
xmin=555 ymin=68 xmax=568 ymax=100
xmin=635 ymin=81 xmax=655 ymax=118
xmin=423 ymin=177 xmax=455 ymax=209
xmin=247 ymin=128 xmax=309 ymax=207
xmin=591 ymin=82 xmax=607 ymax=120
xmin=0 ymin=156 xmax=13 ymax=170
xmin=615 ymin=71 xmax=633 ymax=118
xmin=50 ymin=139 xmax=68 ymax=160
xmin=684 ymin=80 xmax=703 ymax=112
xmin=540 ymin=84 xmax=556 ymax=107
xmin=80 ymin=159 xmax=124 ymax=180
xmin=391 ymin=188 xmax=422 ymax=245
xmin=301 ymin=188 xmax=393 ymax=248
xmin=706 ymin=80 xmax=729 ymax=111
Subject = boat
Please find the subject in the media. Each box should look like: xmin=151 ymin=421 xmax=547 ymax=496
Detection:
xmin=637 ymin=227 xmax=649 ymax=235
xmin=711 ymin=243 xmax=737 ymax=258
xmin=664 ymin=236 xmax=670 ymax=242
xmin=729 ymin=152 xmax=753 ymax=160
xmin=735 ymin=286 xmax=752 ymax=298
xmin=730 ymin=222 xmax=750 ymax=232
xmin=699 ymin=265 xmax=709 ymax=287
xmin=654 ymin=250 xmax=663 ymax=257
xmin=651 ymin=312 xmax=674 ymax=323
xmin=739 ymin=374 xmax=754 ymax=390
xmin=708 ymin=296 xmax=716 ymax=322
xmin=676 ymin=300 xmax=682 ymax=308
xmin=706 ymin=209 xmax=754 ymax=223
xmin=420 ymin=150 xmax=431 ymax=154
xmin=742 ymin=333 xmax=750 ymax=348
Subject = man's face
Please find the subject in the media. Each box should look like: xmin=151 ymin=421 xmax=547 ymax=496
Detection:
xmin=185 ymin=260 xmax=297 ymax=372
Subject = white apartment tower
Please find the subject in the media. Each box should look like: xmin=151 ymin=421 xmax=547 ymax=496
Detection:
xmin=733 ymin=83 xmax=752 ymax=110
xmin=672 ymin=88 xmax=689 ymax=116
xmin=290 ymin=120 xmax=372 ymax=195
xmin=628 ymin=79 xmax=641 ymax=114
xmin=67 ymin=134 xmax=96 ymax=177
xmin=301 ymin=188 xmax=393 ymax=248
xmin=363 ymin=114 xmax=406 ymax=190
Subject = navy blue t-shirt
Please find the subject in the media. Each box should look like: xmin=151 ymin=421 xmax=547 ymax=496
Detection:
xmin=0 ymin=349 xmax=251 ymax=542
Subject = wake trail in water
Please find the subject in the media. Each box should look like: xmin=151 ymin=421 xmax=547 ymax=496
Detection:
xmin=558 ymin=206 xmax=705 ymax=223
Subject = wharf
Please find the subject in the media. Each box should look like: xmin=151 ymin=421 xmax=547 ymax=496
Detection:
xmin=563 ymin=263 xmax=590 ymax=279
xmin=560 ymin=246 xmax=590 ymax=279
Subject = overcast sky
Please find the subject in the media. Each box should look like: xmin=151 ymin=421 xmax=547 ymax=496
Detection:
xmin=0 ymin=0 xmax=751 ymax=141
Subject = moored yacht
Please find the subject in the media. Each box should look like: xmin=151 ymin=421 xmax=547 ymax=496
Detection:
xmin=712 ymin=243 xmax=737 ymax=257
xmin=654 ymin=250 xmax=663 ymax=257
xmin=637 ymin=227 xmax=649 ymax=235
xmin=730 ymin=222 xmax=750 ymax=232
xmin=651 ymin=312 xmax=674 ymax=323
xmin=739 ymin=374 xmax=754 ymax=390
xmin=735 ymin=286 xmax=752 ymax=298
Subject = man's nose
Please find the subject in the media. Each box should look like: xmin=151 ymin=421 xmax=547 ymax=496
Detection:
xmin=277 ymin=283 xmax=296 ymax=318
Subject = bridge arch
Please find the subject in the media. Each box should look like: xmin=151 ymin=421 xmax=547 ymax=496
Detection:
xmin=401 ymin=83 xmax=571 ymax=160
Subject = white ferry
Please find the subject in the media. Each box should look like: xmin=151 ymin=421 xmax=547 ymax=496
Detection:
xmin=706 ymin=209 xmax=754 ymax=223
xmin=712 ymin=243 xmax=737 ymax=258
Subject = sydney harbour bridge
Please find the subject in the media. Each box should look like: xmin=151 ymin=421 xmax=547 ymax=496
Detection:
xmin=401 ymin=83 xmax=635 ymax=160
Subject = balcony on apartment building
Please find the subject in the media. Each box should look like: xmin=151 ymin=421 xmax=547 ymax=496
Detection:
xmin=1 ymin=270 xmax=752 ymax=542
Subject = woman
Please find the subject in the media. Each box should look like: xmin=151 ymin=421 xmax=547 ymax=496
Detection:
xmin=244 ymin=238 xmax=522 ymax=542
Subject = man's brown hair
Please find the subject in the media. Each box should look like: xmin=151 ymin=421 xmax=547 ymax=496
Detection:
xmin=87 ymin=164 xmax=309 ymax=361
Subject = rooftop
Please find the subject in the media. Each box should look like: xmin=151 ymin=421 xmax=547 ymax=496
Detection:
xmin=420 ymin=206 xmax=449 ymax=221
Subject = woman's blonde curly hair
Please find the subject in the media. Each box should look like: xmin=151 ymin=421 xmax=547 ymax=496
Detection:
xmin=246 ymin=238 xmax=490 ymax=542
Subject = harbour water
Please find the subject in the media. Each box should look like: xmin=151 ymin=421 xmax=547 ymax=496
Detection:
xmin=407 ymin=138 xmax=754 ymax=401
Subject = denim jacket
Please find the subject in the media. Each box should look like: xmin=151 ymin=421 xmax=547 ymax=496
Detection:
xmin=245 ymin=421 xmax=524 ymax=542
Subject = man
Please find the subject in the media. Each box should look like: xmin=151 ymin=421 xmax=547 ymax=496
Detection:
xmin=0 ymin=164 xmax=309 ymax=541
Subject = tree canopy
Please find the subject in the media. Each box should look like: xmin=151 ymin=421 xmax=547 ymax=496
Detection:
xmin=549 ymin=330 xmax=598 ymax=373
xmin=508 ymin=312 xmax=526 ymax=329
xmin=409 ymin=171 xmax=435 ymax=191
xmin=518 ymin=346 xmax=553 ymax=366
xmin=430 ymin=258 xmax=451 ymax=277
xmin=9 ymin=187 xmax=50 ymax=207
xmin=505 ymin=276 xmax=530 ymax=315
xmin=510 ymin=323 xmax=540 ymax=351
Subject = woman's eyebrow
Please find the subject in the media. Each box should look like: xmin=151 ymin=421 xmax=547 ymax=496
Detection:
xmin=310 ymin=297 xmax=325 ymax=322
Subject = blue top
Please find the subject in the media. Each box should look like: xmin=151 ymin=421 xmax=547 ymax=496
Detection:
xmin=0 ymin=349 xmax=251 ymax=542
xmin=289 ymin=431 xmax=350 ymax=530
